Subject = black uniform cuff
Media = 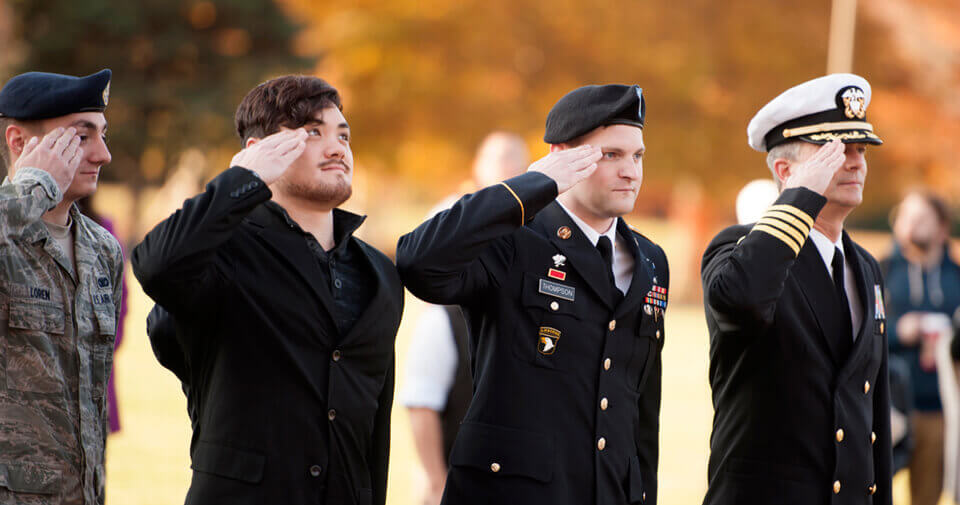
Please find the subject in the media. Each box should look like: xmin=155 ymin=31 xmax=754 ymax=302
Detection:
xmin=498 ymin=172 xmax=559 ymax=225
xmin=748 ymin=187 xmax=826 ymax=255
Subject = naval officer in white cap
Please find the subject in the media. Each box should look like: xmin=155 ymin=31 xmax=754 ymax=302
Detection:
xmin=701 ymin=74 xmax=893 ymax=505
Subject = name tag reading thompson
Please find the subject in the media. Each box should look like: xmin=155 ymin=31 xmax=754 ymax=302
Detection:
xmin=539 ymin=278 xmax=575 ymax=302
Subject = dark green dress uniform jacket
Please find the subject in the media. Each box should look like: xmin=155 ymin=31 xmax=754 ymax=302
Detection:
xmin=701 ymin=187 xmax=893 ymax=505
xmin=397 ymin=171 xmax=668 ymax=505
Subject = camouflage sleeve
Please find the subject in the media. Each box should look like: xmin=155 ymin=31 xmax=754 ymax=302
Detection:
xmin=0 ymin=167 xmax=62 ymax=234
xmin=111 ymin=243 xmax=124 ymax=334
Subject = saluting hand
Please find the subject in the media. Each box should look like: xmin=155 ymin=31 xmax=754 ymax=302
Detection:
xmin=528 ymin=144 xmax=602 ymax=194
xmin=782 ymin=139 xmax=846 ymax=196
xmin=14 ymin=127 xmax=83 ymax=194
xmin=230 ymin=128 xmax=308 ymax=185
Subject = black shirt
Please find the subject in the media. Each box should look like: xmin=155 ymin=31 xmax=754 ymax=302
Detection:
xmin=265 ymin=201 xmax=376 ymax=336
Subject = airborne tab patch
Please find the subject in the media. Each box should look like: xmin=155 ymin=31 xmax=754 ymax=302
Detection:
xmin=538 ymin=327 xmax=561 ymax=355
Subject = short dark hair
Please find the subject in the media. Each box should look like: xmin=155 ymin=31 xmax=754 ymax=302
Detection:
xmin=892 ymin=188 xmax=953 ymax=230
xmin=235 ymin=75 xmax=342 ymax=146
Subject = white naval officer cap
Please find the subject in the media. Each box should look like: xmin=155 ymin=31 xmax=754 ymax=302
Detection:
xmin=746 ymin=73 xmax=883 ymax=152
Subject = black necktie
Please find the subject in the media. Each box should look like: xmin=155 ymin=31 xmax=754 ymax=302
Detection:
xmin=597 ymin=236 xmax=623 ymax=303
xmin=832 ymin=247 xmax=854 ymax=357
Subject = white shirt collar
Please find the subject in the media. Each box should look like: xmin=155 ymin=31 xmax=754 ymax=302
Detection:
xmin=555 ymin=200 xmax=618 ymax=247
xmin=809 ymin=228 xmax=845 ymax=271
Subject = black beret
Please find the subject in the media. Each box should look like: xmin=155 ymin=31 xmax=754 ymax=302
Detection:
xmin=0 ymin=69 xmax=111 ymax=120
xmin=544 ymin=84 xmax=645 ymax=144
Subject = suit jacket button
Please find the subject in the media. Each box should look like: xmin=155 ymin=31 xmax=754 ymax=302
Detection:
xmin=600 ymin=397 xmax=609 ymax=410
xmin=490 ymin=462 xmax=501 ymax=473
xmin=864 ymin=381 xmax=871 ymax=394
xmin=836 ymin=428 xmax=844 ymax=442
xmin=597 ymin=437 xmax=606 ymax=451
xmin=328 ymin=409 xmax=336 ymax=421
xmin=603 ymin=358 xmax=612 ymax=371
xmin=310 ymin=465 xmax=322 ymax=477
xmin=332 ymin=350 xmax=342 ymax=362
xmin=833 ymin=480 xmax=841 ymax=494
xmin=608 ymin=320 xmax=616 ymax=331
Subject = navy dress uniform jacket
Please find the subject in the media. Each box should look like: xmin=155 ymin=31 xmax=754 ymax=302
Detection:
xmin=131 ymin=166 xmax=404 ymax=505
xmin=396 ymin=171 xmax=669 ymax=505
xmin=701 ymin=187 xmax=893 ymax=505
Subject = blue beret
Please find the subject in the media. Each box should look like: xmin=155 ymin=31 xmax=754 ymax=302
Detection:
xmin=544 ymin=84 xmax=645 ymax=144
xmin=0 ymin=69 xmax=111 ymax=120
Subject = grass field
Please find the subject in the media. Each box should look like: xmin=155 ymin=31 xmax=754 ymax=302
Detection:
xmin=105 ymin=268 xmax=925 ymax=505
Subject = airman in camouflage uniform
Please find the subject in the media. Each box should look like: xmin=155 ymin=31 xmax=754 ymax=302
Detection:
xmin=0 ymin=70 xmax=122 ymax=505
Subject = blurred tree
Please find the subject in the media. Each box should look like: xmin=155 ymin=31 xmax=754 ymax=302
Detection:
xmin=281 ymin=0 xmax=958 ymax=226
xmin=4 ymin=0 xmax=310 ymax=191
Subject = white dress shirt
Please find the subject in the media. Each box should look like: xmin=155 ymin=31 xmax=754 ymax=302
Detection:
xmin=808 ymin=229 xmax=864 ymax=340
xmin=400 ymin=304 xmax=459 ymax=410
xmin=556 ymin=201 xmax=634 ymax=294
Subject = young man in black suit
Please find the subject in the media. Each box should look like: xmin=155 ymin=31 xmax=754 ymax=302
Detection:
xmin=397 ymin=84 xmax=669 ymax=505
xmin=132 ymin=75 xmax=403 ymax=505
xmin=701 ymin=74 xmax=893 ymax=505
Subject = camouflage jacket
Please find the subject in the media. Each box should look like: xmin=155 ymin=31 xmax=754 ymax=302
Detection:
xmin=0 ymin=167 xmax=123 ymax=505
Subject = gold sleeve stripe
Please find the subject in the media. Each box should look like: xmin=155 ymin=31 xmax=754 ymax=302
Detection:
xmin=766 ymin=209 xmax=811 ymax=235
xmin=767 ymin=204 xmax=814 ymax=229
xmin=752 ymin=224 xmax=801 ymax=255
xmin=499 ymin=182 xmax=525 ymax=225
xmin=756 ymin=216 xmax=805 ymax=247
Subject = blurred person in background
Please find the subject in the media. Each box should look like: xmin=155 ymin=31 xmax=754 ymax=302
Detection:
xmin=398 ymin=84 xmax=669 ymax=505
xmin=0 ymin=69 xmax=122 ymax=504
xmin=702 ymin=74 xmax=893 ymax=505
xmin=76 ymin=196 xmax=128 ymax=436
xmin=884 ymin=189 xmax=960 ymax=505
xmin=131 ymin=75 xmax=403 ymax=505
xmin=401 ymin=132 xmax=529 ymax=505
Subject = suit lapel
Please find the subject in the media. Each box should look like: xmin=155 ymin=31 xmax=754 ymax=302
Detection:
xmin=532 ymin=202 xmax=615 ymax=309
xmin=252 ymin=210 xmax=339 ymax=325
xmin=841 ymin=232 xmax=875 ymax=371
xmin=793 ymin=239 xmax=846 ymax=366
xmin=340 ymin=242 xmax=399 ymax=344
xmin=615 ymin=219 xmax=654 ymax=318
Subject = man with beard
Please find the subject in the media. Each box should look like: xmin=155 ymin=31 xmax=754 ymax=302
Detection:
xmin=884 ymin=190 xmax=960 ymax=505
xmin=132 ymin=75 xmax=404 ymax=505
xmin=701 ymin=74 xmax=893 ymax=505
xmin=0 ymin=69 xmax=121 ymax=505
xmin=397 ymin=84 xmax=668 ymax=505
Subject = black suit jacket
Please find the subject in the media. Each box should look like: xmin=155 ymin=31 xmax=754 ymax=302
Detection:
xmin=131 ymin=166 xmax=404 ymax=505
xmin=397 ymin=172 xmax=668 ymax=505
xmin=701 ymin=187 xmax=893 ymax=505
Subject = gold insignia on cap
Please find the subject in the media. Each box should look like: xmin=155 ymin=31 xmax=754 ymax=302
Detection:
xmin=102 ymin=81 xmax=110 ymax=106
xmin=841 ymin=86 xmax=866 ymax=119
xmin=557 ymin=226 xmax=572 ymax=240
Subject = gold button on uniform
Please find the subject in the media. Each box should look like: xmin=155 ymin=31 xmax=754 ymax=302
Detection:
xmin=604 ymin=358 xmax=612 ymax=370
xmin=871 ymin=432 xmax=876 ymax=444
xmin=655 ymin=329 xmax=661 ymax=339
xmin=608 ymin=320 xmax=617 ymax=331
xmin=597 ymin=437 xmax=606 ymax=451
xmin=835 ymin=429 xmax=844 ymax=442
xmin=864 ymin=381 xmax=871 ymax=394
xmin=490 ymin=462 xmax=501 ymax=473
xmin=642 ymin=492 xmax=646 ymax=501
xmin=833 ymin=480 xmax=841 ymax=494
xmin=600 ymin=398 xmax=609 ymax=410
xmin=550 ymin=301 xmax=559 ymax=311
xmin=868 ymin=483 xmax=876 ymax=495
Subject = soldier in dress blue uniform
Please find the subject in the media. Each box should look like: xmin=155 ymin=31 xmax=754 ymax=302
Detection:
xmin=701 ymin=74 xmax=894 ymax=505
xmin=397 ymin=84 xmax=669 ymax=505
